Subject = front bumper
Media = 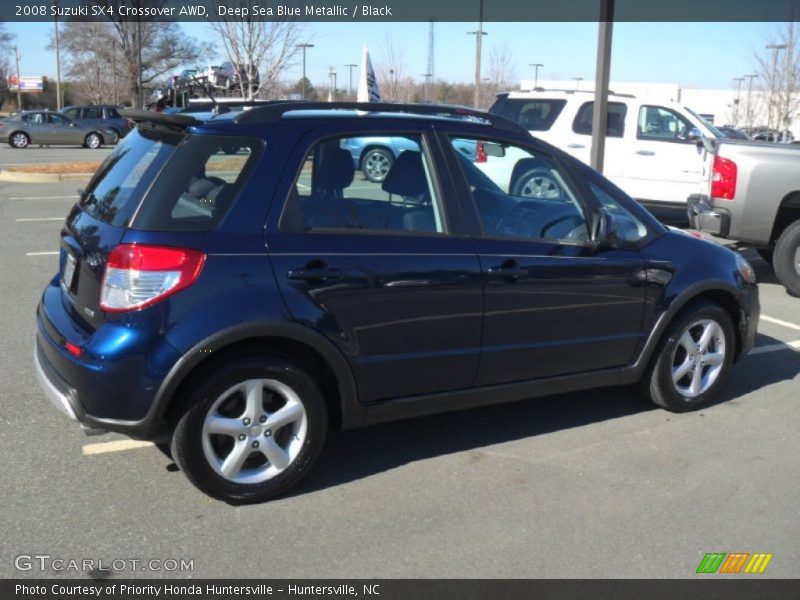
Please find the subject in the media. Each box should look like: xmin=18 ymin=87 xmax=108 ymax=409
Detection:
xmin=738 ymin=283 xmax=760 ymax=360
xmin=687 ymin=194 xmax=730 ymax=237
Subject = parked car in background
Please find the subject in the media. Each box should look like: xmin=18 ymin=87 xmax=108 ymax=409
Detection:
xmin=747 ymin=127 xmax=794 ymax=143
xmin=35 ymin=102 xmax=758 ymax=503
xmin=490 ymin=90 xmax=721 ymax=224
xmin=177 ymin=69 xmax=198 ymax=86
xmin=341 ymin=136 xmax=420 ymax=182
xmin=689 ymin=139 xmax=800 ymax=295
xmin=220 ymin=62 xmax=260 ymax=91
xmin=61 ymin=105 xmax=132 ymax=139
xmin=1 ymin=111 xmax=118 ymax=149
xmin=194 ymin=65 xmax=227 ymax=88
xmin=716 ymin=126 xmax=750 ymax=140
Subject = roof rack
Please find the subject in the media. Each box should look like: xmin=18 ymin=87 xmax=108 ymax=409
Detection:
xmin=119 ymin=108 xmax=199 ymax=128
xmin=234 ymin=101 xmax=524 ymax=133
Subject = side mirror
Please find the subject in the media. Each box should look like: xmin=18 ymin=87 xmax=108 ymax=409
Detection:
xmin=686 ymin=127 xmax=702 ymax=143
xmin=591 ymin=209 xmax=621 ymax=249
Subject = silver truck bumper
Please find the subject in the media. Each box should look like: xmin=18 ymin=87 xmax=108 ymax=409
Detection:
xmin=687 ymin=194 xmax=730 ymax=237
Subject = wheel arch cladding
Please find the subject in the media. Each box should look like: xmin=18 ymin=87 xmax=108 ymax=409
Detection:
xmin=770 ymin=191 xmax=800 ymax=244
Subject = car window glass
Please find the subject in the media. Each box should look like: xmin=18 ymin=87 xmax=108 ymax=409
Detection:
xmin=26 ymin=113 xmax=45 ymax=124
xmin=107 ymin=107 xmax=121 ymax=118
xmin=637 ymin=106 xmax=694 ymax=142
xmin=84 ymin=107 xmax=103 ymax=119
xmin=586 ymin=181 xmax=648 ymax=243
xmin=448 ymin=136 xmax=589 ymax=243
xmin=63 ymin=108 xmax=79 ymax=120
xmin=48 ymin=114 xmax=69 ymax=125
xmin=572 ymin=102 xmax=627 ymax=137
xmin=282 ymin=135 xmax=446 ymax=235
xmin=490 ymin=98 xmax=567 ymax=131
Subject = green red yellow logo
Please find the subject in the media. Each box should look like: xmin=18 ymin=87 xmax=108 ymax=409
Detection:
xmin=696 ymin=552 xmax=773 ymax=574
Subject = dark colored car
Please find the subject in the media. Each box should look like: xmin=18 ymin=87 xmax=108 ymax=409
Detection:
xmin=716 ymin=126 xmax=750 ymax=140
xmin=220 ymin=61 xmax=260 ymax=91
xmin=35 ymin=103 xmax=759 ymax=503
xmin=61 ymin=105 xmax=133 ymax=139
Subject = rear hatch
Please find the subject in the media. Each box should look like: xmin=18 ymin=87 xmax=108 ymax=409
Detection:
xmin=60 ymin=126 xmax=185 ymax=330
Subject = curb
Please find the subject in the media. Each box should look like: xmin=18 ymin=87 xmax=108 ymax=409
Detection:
xmin=0 ymin=170 xmax=93 ymax=183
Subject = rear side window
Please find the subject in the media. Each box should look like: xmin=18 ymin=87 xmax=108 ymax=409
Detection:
xmin=106 ymin=107 xmax=121 ymax=118
xmin=490 ymin=98 xmax=566 ymax=131
xmin=572 ymin=102 xmax=627 ymax=137
xmin=133 ymin=135 xmax=262 ymax=231
xmin=63 ymin=108 xmax=80 ymax=120
xmin=84 ymin=107 xmax=103 ymax=119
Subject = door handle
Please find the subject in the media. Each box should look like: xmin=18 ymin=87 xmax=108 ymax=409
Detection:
xmin=288 ymin=266 xmax=342 ymax=282
xmin=636 ymin=150 xmax=655 ymax=156
xmin=487 ymin=261 xmax=528 ymax=281
xmin=567 ymin=143 xmax=586 ymax=149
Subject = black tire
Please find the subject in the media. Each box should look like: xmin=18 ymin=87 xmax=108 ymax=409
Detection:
xmin=170 ymin=356 xmax=328 ymax=503
xmin=361 ymin=147 xmax=394 ymax=183
xmin=773 ymin=220 xmax=800 ymax=296
xmin=84 ymin=133 xmax=103 ymax=149
xmin=510 ymin=168 xmax=564 ymax=200
xmin=9 ymin=132 xmax=30 ymax=149
xmin=642 ymin=300 xmax=735 ymax=412
xmin=756 ymin=248 xmax=774 ymax=264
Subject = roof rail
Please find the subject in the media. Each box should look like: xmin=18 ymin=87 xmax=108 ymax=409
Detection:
xmin=120 ymin=108 xmax=199 ymax=128
xmin=234 ymin=101 xmax=524 ymax=133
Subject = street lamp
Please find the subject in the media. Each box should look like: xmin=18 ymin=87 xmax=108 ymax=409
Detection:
xmin=573 ymin=77 xmax=584 ymax=91
xmin=296 ymin=43 xmax=314 ymax=99
xmin=529 ymin=63 xmax=543 ymax=89
xmin=53 ymin=1 xmax=62 ymax=110
xmin=328 ymin=66 xmax=337 ymax=101
xmin=766 ymin=43 xmax=787 ymax=131
xmin=732 ymin=77 xmax=745 ymax=127
xmin=344 ymin=63 xmax=357 ymax=97
xmin=467 ymin=0 xmax=487 ymax=108
xmin=13 ymin=45 xmax=21 ymax=110
xmin=744 ymin=73 xmax=758 ymax=131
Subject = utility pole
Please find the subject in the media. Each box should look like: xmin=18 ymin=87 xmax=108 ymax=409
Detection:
xmin=573 ymin=76 xmax=584 ymax=91
xmin=732 ymin=77 xmax=744 ymax=127
xmin=136 ymin=14 xmax=143 ymax=109
xmin=744 ymin=74 xmax=758 ymax=131
xmin=421 ymin=73 xmax=432 ymax=101
xmin=297 ymin=44 xmax=314 ymax=99
xmin=467 ymin=0 xmax=487 ymax=108
xmin=328 ymin=66 xmax=337 ymax=100
xmin=13 ymin=45 xmax=21 ymax=110
xmin=766 ymin=43 xmax=787 ymax=131
xmin=344 ymin=63 xmax=357 ymax=96
xmin=112 ymin=39 xmax=117 ymax=105
xmin=54 ymin=2 xmax=62 ymax=110
xmin=590 ymin=0 xmax=613 ymax=172
xmin=529 ymin=63 xmax=543 ymax=89
xmin=389 ymin=69 xmax=396 ymax=100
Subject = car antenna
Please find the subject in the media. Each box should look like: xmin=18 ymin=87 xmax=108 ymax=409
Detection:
xmin=202 ymin=81 xmax=227 ymax=115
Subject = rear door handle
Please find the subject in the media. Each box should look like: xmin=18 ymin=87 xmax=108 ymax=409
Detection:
xmin=288 ymin=267 xmax=342 ymax=282
xmin=487 ymin=261 xmax=528 ymax=281
xmin=636 ymin=150 xmax=655 ymax=156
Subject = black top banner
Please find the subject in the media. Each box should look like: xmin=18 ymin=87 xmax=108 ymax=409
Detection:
xmin=4 ymin=0 xmax=800 ymax=22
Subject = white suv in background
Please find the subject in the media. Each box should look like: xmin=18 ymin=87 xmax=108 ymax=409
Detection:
xmin=490 ymin=90 xmax=720 ymax=222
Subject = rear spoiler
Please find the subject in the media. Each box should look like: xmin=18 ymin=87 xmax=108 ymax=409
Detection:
xmin=119 ymin=109 xmax=199 ymax=129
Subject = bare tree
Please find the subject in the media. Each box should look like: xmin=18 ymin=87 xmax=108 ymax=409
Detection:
xmin=753 ymin=22 xmax=800 ymax=139
xmin=377 ymin=34 xmax=407 ymax=101
xmin=210 ymin=1 xmax=304 ymax=100
xmin=0 ymin=24 xmax=15 ymax=108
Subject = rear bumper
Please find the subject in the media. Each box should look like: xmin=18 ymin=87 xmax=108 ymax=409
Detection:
xmin=687 ymin=194 xmax=730 ymax=237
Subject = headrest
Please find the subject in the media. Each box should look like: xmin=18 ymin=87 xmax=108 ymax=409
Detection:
xmin=382 ymin=151 xmax=428 ymax=196
xmin=403 ymin=209 xmax=436 ymax=232
xmin=314 ymin=148 xmax=354 ymax=191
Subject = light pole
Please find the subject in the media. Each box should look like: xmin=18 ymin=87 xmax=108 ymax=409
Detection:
xmin=744 ymin=73 xmax=758 ymax=131
xmin=467 ymin=0 xmax=487 ymax=108
xmin=296 ymin=43 xmax=314 ymax=99
xmin=344 ymin=63 xmax=357 ymax=97
xmin=136 ymin=13 xmax=143 ymax=109
xmin=732 ymin=77 xmax=745 ymax=127
xmin=766 ymin=43 xmax=787 ymax=131
xmin=53 ymin=2 xmax=62 ymax=110
xmin=421 ymin=73 xmax=433 ymax=101
xmin=328 ymin=66 xmax=337 ymax=101
xmin=389 ymin=69 xmax=396 ymax=100
xmin=529 ymin=63 xmax=543 ymax=89
xmin=13 ymin=45 xmax=21 ymax=110
xmin=112 ymin=39 xmax=117 ymax=105
xmin=573 ymin=76 xmax=584 ymax=91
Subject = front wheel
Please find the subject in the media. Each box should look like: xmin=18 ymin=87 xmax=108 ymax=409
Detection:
xmin=361 ymin=148 xmax=394 ymax=183
xmin=170 ymin=356 xmax=328 ymax=503
xmin=643 ymin=301 xmax=734 ymax=412
xmin=773 ymin=220 xmax=800 ymax=296
xmin=84 ymin=133 xmax=103 ymax=149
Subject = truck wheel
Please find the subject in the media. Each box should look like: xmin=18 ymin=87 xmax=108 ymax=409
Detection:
xmin=773 ymin=220 xmax=800 ymax=296
xmin=756 ymin=248 xmax=773 ymax=264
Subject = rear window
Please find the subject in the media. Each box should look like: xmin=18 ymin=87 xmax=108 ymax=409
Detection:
xmin=489 ymin=98 xmax=566 ymax=131
xmin=572 ymin=101 xmax=627 ymax=137
xmin=80 ymin=128 xmax=262 ymax=231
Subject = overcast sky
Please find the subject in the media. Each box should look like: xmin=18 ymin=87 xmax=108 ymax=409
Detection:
xmin=8 ymin=21 xmax=777 ymax=91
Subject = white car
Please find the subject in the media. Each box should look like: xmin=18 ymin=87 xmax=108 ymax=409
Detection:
xmin=490 ymin=90 xmax=721 ymax=222
xmin=194 ymin=65 xmax=227 ymax=89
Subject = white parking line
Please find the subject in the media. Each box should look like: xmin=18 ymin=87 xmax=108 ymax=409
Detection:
xmin=9 ymin=195 xmax=78 ymax=200
xmin=749 ymin=340 xmax=800 ymax=356
xmin=26 ymin=251 xmax=59 ymax=256
xmin=16 ymin=217 xmax=64 ymax=222
xmin=82 ymin=440 xmax=155 ymax=456
xmin=761 ymin=315 xmax=800 ymax=331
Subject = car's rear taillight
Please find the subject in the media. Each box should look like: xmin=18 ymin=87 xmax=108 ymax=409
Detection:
xmin=476 ymin=142 xmax=487 ymax=163
xmin=100 ymin=244 xmax=205 ymax=312
xmin=711 ymin=155 xmax=737 ymax=200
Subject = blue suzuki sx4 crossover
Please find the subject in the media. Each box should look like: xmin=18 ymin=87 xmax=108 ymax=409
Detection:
xmin=35 ymin=103 xmax=759 ymax=503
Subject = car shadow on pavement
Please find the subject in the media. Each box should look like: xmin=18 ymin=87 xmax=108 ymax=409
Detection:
xmin=287 ymin=334 xmax=799 ymax=498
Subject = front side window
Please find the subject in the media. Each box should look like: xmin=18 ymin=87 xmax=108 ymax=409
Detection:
xmin=637 ymin=106 xmax=694 ymax=142
xmin=23 ymin=113 xmax=45 ymax=124
xmin=586 ymin=181 xmax=648 ymax=244
xmin=572 ymin=101 xmax=627 ymax=137
xmin=449 ymin=136 xmax=589 ymax=243
xmin=48 ymin=114 xmax=70 ymax=125
xmin=84 ymin=107 xmax=103 ymax=119
xmin=63 ymin=108 xmax=80 ymax=120
xmin=281 ymin=135 xmax=446 ymax=235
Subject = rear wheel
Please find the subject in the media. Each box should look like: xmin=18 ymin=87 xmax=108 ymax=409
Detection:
xmin=510 ymin=168 xmax=564 ymax=200
xmin=643 ymin=301 xmax=734 ymax=412
xmin=773 ymin=220 xmax=800 ymax=296
xmin=10 ymin=132 xmax=29 ymax=149
xmin=361 ymin=148 xmax=393 ymax=183
xmin=170 ymin=356 xmax=327 ymax=503
xmin=84 ymin=133 xmax=103 ymax=149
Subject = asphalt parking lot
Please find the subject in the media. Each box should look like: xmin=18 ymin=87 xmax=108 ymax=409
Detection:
xmin=0 ymin=145 xmax=114 ymax=169
xmin=1 ymin=176 xmax=798 ymax=580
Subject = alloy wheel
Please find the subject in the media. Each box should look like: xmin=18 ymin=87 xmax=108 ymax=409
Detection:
xmin=670 ymin=318 xmax=726 ymax=398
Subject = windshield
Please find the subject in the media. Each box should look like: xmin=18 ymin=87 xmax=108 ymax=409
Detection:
xmin=683 ymin=106 xmax=724 ymax=139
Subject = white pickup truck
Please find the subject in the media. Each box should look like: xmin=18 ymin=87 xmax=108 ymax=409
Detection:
xmin=490 ymin=90 xmax=718 ymax=223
